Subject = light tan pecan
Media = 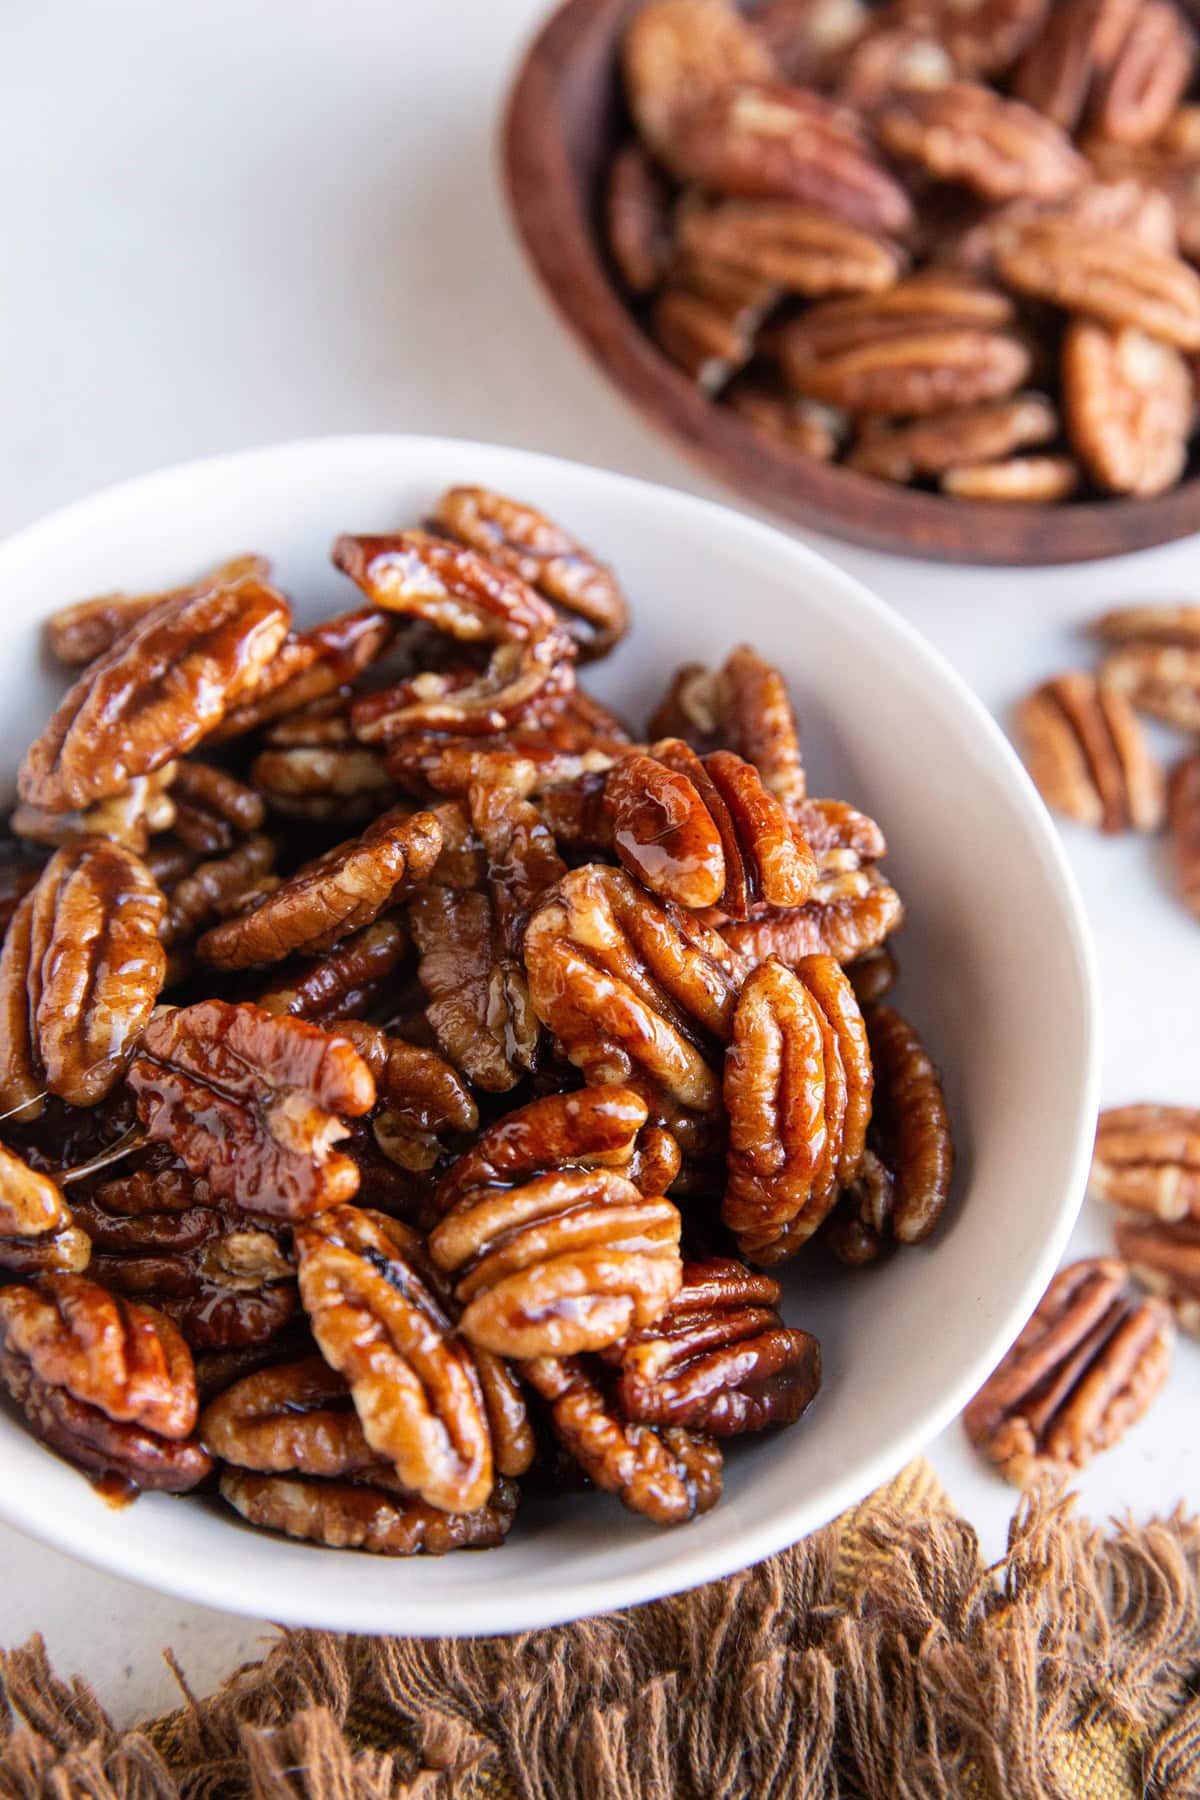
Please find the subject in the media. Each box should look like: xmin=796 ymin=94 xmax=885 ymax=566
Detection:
xmin=718 ymin=865 xmax=904 ymax=968
xmin=197 ymin=807 xmax=440 ymax=969
xmin=432 ymin=487 xmax=630 ymax=660
xmin=877 ymin=81 xmax=1086 ymax=202
xmin=833 ymin=27 xmax=955 ymax=112
xmin=20 ymin=577 xmax=290 ymax=813
xmin=781 ymin=312 xmax=1032 ymax=415
xmin=661 ymin=81 xmax=915 ymax=237
xmin=1169 ymin=754 xmax=1200 ymax=919
xmin=951 ymin=178 xmax=1178 ymax=276
xmin=995 ymin=220 xmax=1200 ymax=350
xmin=1088 ymin=0 xmax=1195 ymax=147
xmin=295 ymin=1206 xmax=494 ymax=1513
xmin=647 ymin=645 xmax=808 ymax=815
xmin=847 ymin=392 xmax=1058 ymax=482
xmin=724 ymin=374 xmax=845 ymax=460
xmin=219 ymin=1468 xmax=517 ymax=1553
xmin=599 ymin=1257 xmax=820 ymax=1434
xmin=44 ymin=554 xmax=271 ymax=667
xmin=520 ymin=1353 xmax=722 ymax=1524
xmin=128 ymin=1001 xmax=376 ymax=1220
xmin=940 ymin=454 xmax=1081 ymax=501
xmin=250 ymin=746 xmax=396 ymax=820
xmin=0 ymin=839 xmax=166 ymax=1119
xmin=210 ymin=607 xmax=395 ymax=743
xmin=1113 ymin=1218 xmax=1200 ymax=1336
xmin=622 ymin=0 xmax=774 ymax=156
xmin=651 ymin=266 xmax=777 ymax=391
xmin=888 ymin=0 xmax=1047 ymax=77
xmin=606 ymin=142 xmax=676 ymax=295
xmin=864 ymin=1003 xmax=954 ymax=1245
xmin=1090 ymin=1104 xmax=1200 ymax=1221
xmin=1094 ymin=607 xmax=1200 ymax=730
xmin=677 ymin=199 xmax=905 ymax=298
xmin=723 ymin=955 xmax=871 ymax=1262
xmin=1016 ymin=671 xmax=1164 ymax=833
xmin=166 ymin=762 xmax=265 ymax=855
xmin=10 ymin=765 xmax=179 ymax=857
xmin=1012 ymin=0 xmax=1140 ymax=132
xmin=963 ymin=1257 xmax=1173 ymax=1484
xmin=254 ymin=917 xmax=409 ymax=1023
xmin=0 ymin=1144 xmax=89 ymax=1276
xmin=1062 ymin=319 xmax=1192 ymax=497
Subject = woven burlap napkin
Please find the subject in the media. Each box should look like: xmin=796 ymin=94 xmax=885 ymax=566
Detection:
xmin=3 ymin=1462 xmax=1198 ymax=1799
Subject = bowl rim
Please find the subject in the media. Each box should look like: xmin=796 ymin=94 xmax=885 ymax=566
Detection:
xmin=0 ymin=432 xmax=1102 ymax=1632
xmin=502 ymin=0 xmax=1200 ymax=567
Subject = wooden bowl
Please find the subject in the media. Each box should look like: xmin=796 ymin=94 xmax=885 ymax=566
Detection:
xmin=503 ymin=0 xmax=1200 ymax=565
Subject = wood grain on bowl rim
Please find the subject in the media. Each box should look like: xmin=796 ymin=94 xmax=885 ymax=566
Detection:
xmin=503 ymin=0 xmax=1200 ymax=566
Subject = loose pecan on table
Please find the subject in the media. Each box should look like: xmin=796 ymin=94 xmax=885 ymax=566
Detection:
xmin=1092 ymin=604 xmax=1200 ymax=730
xmin=1090 ymin=1104 xmax=1200 ymax=1221
xmin=1169 ymin=753 xmax=1200 ymax=917
xmin=1112 ymin=1217 xmax=1200 ymax=1337
xmin=1015 ymin=670 xmax=1164 ymax=833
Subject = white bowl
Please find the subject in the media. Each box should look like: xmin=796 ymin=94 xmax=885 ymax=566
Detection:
xmin=0 ymin=435 xmax=1099 ymax=1635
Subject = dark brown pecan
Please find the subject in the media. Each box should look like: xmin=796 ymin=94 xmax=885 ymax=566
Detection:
xmin=648 ymin=645 xmax=808 ymax=816
xmin=11 ymin=765 xmax=179 ymax=857
xmin=876 ymin=80 xmax=1085 ymax=202
xmin=823 ymin=1148 xmax=897 ymax=1265
xmin=621 ymin=0 xmax=774 ymax=156
xmin=1062 ymin=319 xmax=1192 ymax=498
xmin=723 ymin=955 xmax=872 ymax=1262
xmin=432 ymin=487 xmax=630 ymax=660
xmin=201 ymin=1354 xmax=376 ymax=1475
xmin=21 ymin=577 xmax=290 ymax=813
xmin=408 ymin=886 xmax=527 ymax=1091
xmin=337 ymin=1021 xmax=477 ymax=1174
xmin=864 ymin=1003 xmax=954 ymax=1245
xmin=90 ymin=1238 xmax=299 ymax=1352
xmin=724 ymin=374 xmax=845 ymax=460
xmin=847 ymin=392 xmax=1058 ymax=482
xmin=525 ymin=864 xmax=743 ymax=1116
xmin=0 ymin=853 xmax=42 ymax=943
xmin=219 ymin=1468 xmax=517 ymax=1553
xmin=1090 ymin=1104 xmax=1200 ymax=1221
xmin=606 ymin=142 xmax=676 ymax=295
xmin=295 ymin=1206 xmax=494 ymax=1512
xmin=718 ymin=865 xmax=904 ymax=968
xmin=940 ymin=454 xmax=1081 ymax=501
xmin=963 ymin=1258 xmax=1173 ymax=1484
xmin=1016 ymin=671 xmax=1164 ymax=833
xmin=1113 ymin=1218 xmax=1200 ymax=1336
xmin=846 ymin=943 xmax=898 ymax=1006
xmin=889 ymin=0 xmax=1047 ymax=77
xmin=162 ymin=834 xmax=276 ymax=949
xmin=255 ymin=918 xmax=409 ymax=1023
xmin=599 ymin=1257 xmax=820 ymax=1434
xmin=1094 ymin=607 xmax=1200 ymax=730
xmin=128 ymin=1001 xmax=376 ymax=1220
xmin=1169 ymin=754 xmax=1200 ymax=919
xmin=0 ymin=839 xmax=166 ymax=1118
xmin=0 ymin=1144 xmax=89 ymax=1276
xmin=433 ymin=1087 xmax=654 ymax=1216
xmin=521 ymin=1354 xmax=722 ymax=1524
xmin=167 ymin=762 xmax=265 ymax=855
xmin=995 ymin=220 xmax=1200 ymax=350
xmin=211 ymin=607 xmax=395 ymax=743
xmin=677 ymin=199 xmax=905 ymax=298
xmin=197 ymin=807 xmax=440 ymax=969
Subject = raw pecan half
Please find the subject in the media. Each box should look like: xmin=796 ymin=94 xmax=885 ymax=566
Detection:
xmin=1095 ymin=608 xmax=1200 ymax=730
xmin=995 ymin=220 xmax=1200 ymax=350
xmin=725 ymin=374 xmax=845 ymax=460
xmin=1113 ymin=1218 xmax=1200 ymax=1336
xmin=219 ymin=1468 xmax=517 ymax=1553
xmin=522 ymin=1353 xmax=722 ymax=1524
xmin=651 ymin=266 xmax=777 ymax=391
xmin=1016 ymin=671 xmax=1164 ymax=833
xmin=877 ymin=80 xmax=1085 ymax=202
xmin=524 ymin=864 xmax=743 ymax=1116
xmin=963 ymin=1258 xmax=1173 ymax=1484
xmin=606 ymin=142 xmax=675 ymax=294
xmin=295 ymin=1206 xmax=494 ymax=1512
xmin=864 ymin=1003 xmax=953 ymax=1244
xmin=255 ymin=918 xmax=409 ymax=1023
xmin=1169 ymin=754 xmax=1200 ymax=919
xmin=1012 ymin=0 xmax=1140 ymax=133
xmin=1090 ymin=1104 xmax=1200 ymax=1221
xmin=889 ymin=0 xmax=1047 ymax=77
xmin=940 ymin=454 xmax=1081 ymax=501
xmin=0 ymin=839 xmax=166 ymax=1118
xmin=20 ymin=577 xmax=290 ymax=812
xmin=648 ymin=644 xmax=808 ymax=815
xmin=128 ymin=1001 xmax=376 ymax=1219
xmin=677 ymin=199 xmax=905 ymax=297
xmin=755 ymin=0 xmax=871 ymax=87
xmin=834 ymin=26 xmax=955 ymax=112
xmin=723 ymin=955 xmax=872 ymax=1262
xmin=599 ymin=1257 xmax=820 ymax=1434
xmin=622 ymin=0 xmax=774 ymax=156
xmin=1062 ymin=320 xmax=1192 ymax=498
xmin=0 ymin=1144 xmax=89 ymax=1276
xmin=781 ymin=311 xmax=1032 ymax=415
xmin=847 ymin=392 xmax=1058 ymax=482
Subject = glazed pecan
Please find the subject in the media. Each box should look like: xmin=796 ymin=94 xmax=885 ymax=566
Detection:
xmin=20 ymin=577 xmax=290 ymax=813
xmin=889 ymin=0 xmax=1047 ymax=77
xmin=0 ymin=839 xmax=166 ymax=1118
xmin=520 ymin=1354 xmax=722 ymax=1525
xmin=725 ymin=374 xmax=845 ymax=460
xmin=408 ymin=885 xmax=529 ymax=1092
xmin=677 ymin=200 xmax=906 ymax=298
xmin=167 ymin=762 xmax=265 ymax=855
xmin=662 ymin=82 xmax=914 ymax=237
xmin=263 ymin=691 xmax=356 ymax=748
xmin=295 ymin=1206 xmax=494 ymax=1512
xmin=201 ymin=1354 xmax=377 ymax=1475
xmin=433 ymin=1088 xmax=657 ymax=1214
xmin=250 ymin=746 xmax=396 ymax=821
xmin=89 ymin=1228 xmax=298 ymax=1352
xmin=1062 ymin=320 xmax=1192 ymax=498
xmin=940 ymin=454 xmax=1081 ymax=501
xmin=338 ymin=1021 xmax=477 ymax=1173
xmin=847 ymin=392 xmax=1058 ymax=482
xmin=0 ymin=853 xmax=41 ymax=943
xmin=0 ymin=1144 xmax=89 ymax=1276
xmin=864 ymin=1003 xmax=953 ymax=1245
xmin=723 ymin=955 xmax=871 ymax=1262
xmin=1113 ymin=1218 xmax=1200 ymax=1336
xmin=963 ymin=1258 xmax=1173 ymax=1484
xmin=651 ymin=266 xmax=777 ymax=391
xmin=876 ymin=80 xmax=1085 ymax=202
xmin=718 ymin=865 xmax=904 ymax=968
xmin=604 ymin=753 xmax=726 ymax=909
xmin=1094 ymin=607 xmax=1200 ymax=730
xmin=161 ymin=834 xmax=276 ymax=949
xmin=1016 ymin=671 xmax=1164 ymax=833
xmin=600 ymin=1257 xmax=820 ymax=1434
xmin=128 ymin=1001 xmax=376 ymax=1219
xmin=197 ymin=807 xmax=440 ymax=969
xmin=606 ymin=142 xmax=675 ymax=295
xmin=994 ymin=220 xmax=1200 ymax=350
xmin=846 ymin=943 xmax=898 ymax=1006
xmin=219 ymin=1468 xmax=517 ymax=1553
xmin=432 ymin=487 xmax=630 ymax=660
xmin=525 ymin=864 xmax=743 ymax=1116
xmin=823 ymin=1149 xmax=897 ymax=1265
xmin=11 ymin=766 xmax=178 ymax=857
xmin=255 ymin=917 xmax=409 ymax=1023
xmin=211 ymin=607 xmax=395 ymax=743
xmin=1090 ymin=1104 xmax=1200 ymax=1221
xmin=648 ymin=645 xmax=808 ymax=817
xmin=621 ymin=0 xmax=774 ymax=155
xmin=44 ymin=554 xmax=271 ymax=667
xmin=1169 ymin=754 xmax=1200 ymax=918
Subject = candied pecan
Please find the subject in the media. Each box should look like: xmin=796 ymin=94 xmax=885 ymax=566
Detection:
xmin=846 ymin=943 xmax=898 ymax=1006
xmin=1012 ymin=0 xmax=1139 ymax=132
xmin=834 ymin=27 xmax=954 ymax=111
xmin=521 ymin=1354 xmax=721 ymax=1524
xmin=864 ymin=1003 xmax=953 ymax=1244
xmin=963 ymin=1258 xmax=1173 ymax=1484
xmin=780 ymin=310 xmax=1032 ymax=415
xmin=191 ymin=1325 xmax=317 ymax=1406
xmin=0 ymin=839 xmax=166 ymax=1119
xmin=663 ymin=82 xmax=914 ymax=237
xmin=167 ymin=762 xmax=265 ymax=855
xmin=723 ymin=955 xmax=871 ymax=1262
xmin=0 ymin=852 xmax=41 ymax=943
xmin=0 ymin=1144 xmax=89 ymax=1276
xmin=198 ymin=807 xmax=439 ymax=969
xmin=128 ymin=1001 xmax=375 ymax=1220
xmin=678 ymin=200 xmax=905 ymax=298
xmin=1113 ymin=1218 xmax=1200 ymax=1336
xmin=1062 ymin=320 xmax=1192 ymax=498
xmin=725 ymin=375 xmax=845 ymax=459
xmin=651 ymin=271 xmax=776 ymax=391
xmin=662 ymin=644 xmax=808 ymax=815
xmin=434 ymin=1088 xmax=653 ymax=1214
xmin=525 ymin=864 xmax=743 ymax=1116
xmin=408 ymin=886 xmax=527 ymax=1091
xmin=823 ymin=1149 xmax=897 ymax=1265
xmin=606 ymin=142 xmax=675 ymax=295
xmin=21 ymin=578 xmax=290 ymax=813
xmin=338 ymin=1021 xmax=477 ymax=1173
xmin=211 ymin=607 xmax=395 ymax=743
xmin=878 ymin=81 xmax=1085 ymax=203
xmin=201 ymin=1354 xmax=376 ymax=1475
xmin=161 ymin=834 xmax=276 ymax=949
xmin=263 ymin=691 xmax=355 ymax=748
xmin=251 ymin=746 xmax=396 ymax=821
xmin=432 ymin=488 xmax=630 ymax=660
xmin=1094 ymin=608 xmax=1200 ymax=730
xmin=719 ymin=866 xmax=904 ymax=968
xmin=888 ymin=0 xmax=1047 ymax=77
xmin=334 ymin=531 xmax=576 ymax=734
xmin=469 ymin=766 xmax=566 ymax=1005
xmin=847 ymin=393 xmax=1058 ymax=482
xmin=1016 ymin=671 xmax=1164 ymax=833
xmin=295 ymin=1206 xmax=494 ymax=1512
xmin=995 ymin=220 xmax=1200 ymax=350
xmin=604 ymin=752 xmax=726 ymax=910
xmin=600 ymin=1258 xmax=820 ymax=1434
xmin=10 ymin=765 xmax=178 ymax=857
xmin=255 ymin=917 xmax=409 ymax=1023
xmin=1088 ymin=0 xmax=1195 ymax=147
xmin=1090 ymin=1104 xmax=1200 ymax=1221
xmin=940 ymin=454 xmax=1081 ymax=501
xmin=44 ymin=554 xmax=271 ymax=668
xmin=621 ymin=0 xmax=774 ymax=155
xmin=1169 ymin=754 xmax=1200 ymax=919
xmin=219 ymin=1468 xmax=516 ymax=1553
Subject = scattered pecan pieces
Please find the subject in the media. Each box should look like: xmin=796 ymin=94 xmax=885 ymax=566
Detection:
xmin=1090 ymin=1104 xmax=1200 ymax=1221
xmin=1016 ymin=671 xmax=1164 ymax=833
xmin=219 ymin=1468 xmax=517 ymax=1553
xmin=1169 ymin=754 xmax=1200 ymax=918
xmin=1094 ymin=606 xmax=1200 ymax=730
xmin=963 ymin=1258 xmax=1173 ymax=1485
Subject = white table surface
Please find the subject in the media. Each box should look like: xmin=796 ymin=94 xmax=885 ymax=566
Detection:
xmin=3 ymin=0 xmax=1198 ymax=1729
